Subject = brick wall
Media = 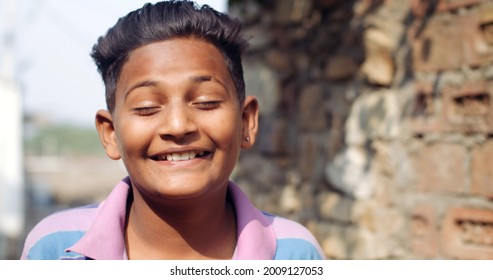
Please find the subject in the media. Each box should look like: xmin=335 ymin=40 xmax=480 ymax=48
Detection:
xmin=230 ymin=0 xmax=493 ymax=259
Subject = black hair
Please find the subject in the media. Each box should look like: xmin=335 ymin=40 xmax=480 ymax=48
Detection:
xmin=91 ymin=0 xmax=247 ymax=112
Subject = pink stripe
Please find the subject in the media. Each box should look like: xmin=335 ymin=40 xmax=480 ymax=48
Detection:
xmin=229 ymin=182 xmax=276 ymax=260
xmin=67 ymin=178 xmax=130 ymax=260
xmin=21 ymin=207 xmax=98 ymax=259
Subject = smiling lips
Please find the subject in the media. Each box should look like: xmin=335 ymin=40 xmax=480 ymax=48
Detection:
xmin=151 ymin=151 xmax=210 ymax=162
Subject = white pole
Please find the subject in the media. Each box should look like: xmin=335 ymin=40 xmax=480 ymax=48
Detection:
xmin=0 ymin=0 xmax=24 ymax=259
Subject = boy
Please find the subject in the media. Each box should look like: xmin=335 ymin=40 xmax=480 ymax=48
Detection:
xmin=21 ymin=0 xmax=325 ymax=260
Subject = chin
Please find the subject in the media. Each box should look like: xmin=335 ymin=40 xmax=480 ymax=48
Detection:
xmin=152 ymin=181 xmax=224 ymax=201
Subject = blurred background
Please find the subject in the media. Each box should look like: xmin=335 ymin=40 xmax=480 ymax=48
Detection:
xmin=2 ymin=0 xmax=493 ymax=259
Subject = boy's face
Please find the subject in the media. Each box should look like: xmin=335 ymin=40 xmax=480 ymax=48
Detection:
xmin=96 ymin=38 xmax=258 ymax=202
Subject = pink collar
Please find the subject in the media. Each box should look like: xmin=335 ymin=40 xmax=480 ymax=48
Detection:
xmin=67 ymin=178 xmax=276 ymax=259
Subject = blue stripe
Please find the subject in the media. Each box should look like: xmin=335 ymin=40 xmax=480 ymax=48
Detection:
xmin=27 ymin=231 xmax=85 ymax=260
xmin=274 ymin=238 xmax=323 ymax=260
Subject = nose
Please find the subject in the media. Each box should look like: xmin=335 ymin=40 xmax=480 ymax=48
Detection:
xmin=159 ymin=103 xmax=197 ymax=140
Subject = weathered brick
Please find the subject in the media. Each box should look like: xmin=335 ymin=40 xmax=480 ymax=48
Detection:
xmin=441 ymin=207 xmax=493 ymax=259
xmin=410 ymin=10 xmax=493 ymax=72
xmin=362 ymin=28 xmax=395 ymax=86
xmin=410 ymin=204 xmax=439 ymax=258
xmin=362 ymin=51 xmax=394 ymax=86
xmin=471 ymin=141 xmax=493 ymax=198
xmin=345 ymin=90 xmax=400 ymax=145
xmin=462 ymin=9 xmax=493 ymax=67
xmin=409 ymin=82 xmax=447 ymax=134
xmin=410 ymin=0 xmax=485 ymax=17
xmin=410 ymin=16 xmax=465 ymax=72
xmin=410 ymin=81 xmax=493 ymax=134
xmin=442 ymin=82 xmax=493 ymax=133
xmin=410 ymin=143 xmax=467 ymax=193
xmin=480 ymin=2 xmax=493 ymax=27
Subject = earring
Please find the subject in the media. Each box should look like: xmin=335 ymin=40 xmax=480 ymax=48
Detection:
xmin=245 ymin=136 xmax=250 ymax=142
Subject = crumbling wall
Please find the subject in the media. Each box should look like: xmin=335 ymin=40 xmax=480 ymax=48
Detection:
xmin=230 ymin=0 xmax=493 ymax=259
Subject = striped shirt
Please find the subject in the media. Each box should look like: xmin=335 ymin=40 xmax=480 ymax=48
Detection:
xmin=21 ymin=178 xmax=325 ymax=260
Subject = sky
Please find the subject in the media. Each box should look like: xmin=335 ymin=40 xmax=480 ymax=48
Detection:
xmin=12 ymin=0 xmax=226 ymax=127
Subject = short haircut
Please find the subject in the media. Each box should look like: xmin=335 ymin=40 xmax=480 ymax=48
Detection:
xmin=91 ymin=0 xmax=247 ymax=112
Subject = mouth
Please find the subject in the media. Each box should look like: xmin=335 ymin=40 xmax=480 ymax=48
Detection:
xmin=150 ymin=150 xmax=212 ymax=162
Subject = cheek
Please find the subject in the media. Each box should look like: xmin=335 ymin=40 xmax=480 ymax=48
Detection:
xmin=115 ymin=120 xmax=154 ymax=158
xmin=204 ymin=113 xmax=242 ymax=145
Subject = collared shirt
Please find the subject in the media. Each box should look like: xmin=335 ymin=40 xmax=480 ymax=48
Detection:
xmin=21 ymin=178 xmax=325 ymax=260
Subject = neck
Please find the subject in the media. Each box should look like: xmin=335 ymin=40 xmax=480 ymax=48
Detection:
xmin=124 ymin=183 xmax=237 ymax=260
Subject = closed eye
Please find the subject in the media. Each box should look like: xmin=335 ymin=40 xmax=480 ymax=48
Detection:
xmin=194 ymin=101 xmax=221 ymax=110
xmin=133 ymin=106 xmax=161 ymax=116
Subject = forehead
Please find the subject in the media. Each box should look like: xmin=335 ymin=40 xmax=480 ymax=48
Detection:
xmin=118 ymin=38 xmax=231 ymax=89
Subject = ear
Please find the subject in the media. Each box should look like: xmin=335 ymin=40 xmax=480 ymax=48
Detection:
xmin=95 ymin=109 xmax=121 ymax=160
xmin=241 ymin=95 xmax=259 ymax=149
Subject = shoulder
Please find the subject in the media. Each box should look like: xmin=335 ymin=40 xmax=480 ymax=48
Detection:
xmin=262 ymin=212 xmax=325 ymax=260
xmin=21 ymin=205 xmax=99 ymax=260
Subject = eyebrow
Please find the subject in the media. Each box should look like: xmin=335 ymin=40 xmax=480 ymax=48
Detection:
xmin=190 ymin=75 xmax=212 ymax=83
xmin=124 ymin=75 xmax=229 ymax=99
xmin=193 ymin=75 xmax=230 ymax=94
xmin=124 ymin=80 xmax=159 ymax=99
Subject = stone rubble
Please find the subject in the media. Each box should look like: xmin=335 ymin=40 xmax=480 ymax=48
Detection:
xmin=230 ymin=0 xmax=493 ymax=259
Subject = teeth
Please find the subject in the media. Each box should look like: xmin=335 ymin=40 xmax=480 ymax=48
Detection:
xmin=172 ymin=153 xmax=180 ymax=161
xmin=156 ymin=151 xmax=205 ymax=162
